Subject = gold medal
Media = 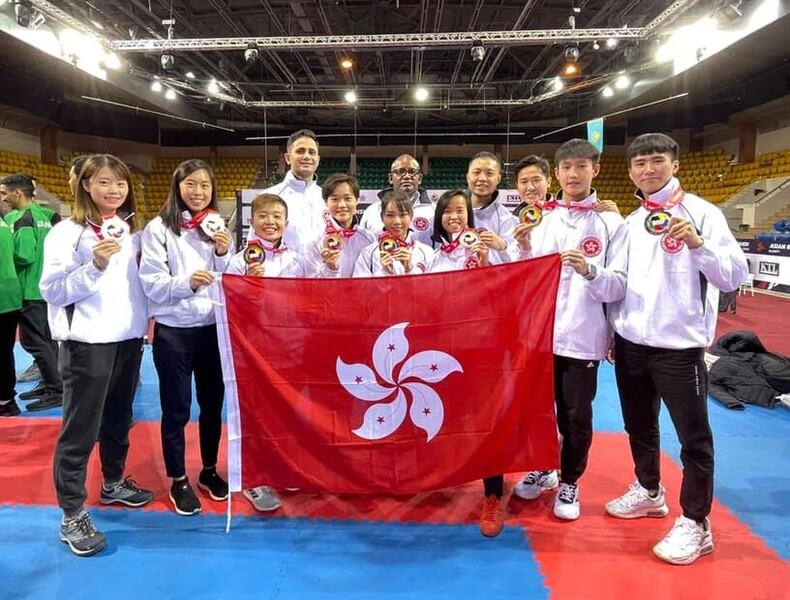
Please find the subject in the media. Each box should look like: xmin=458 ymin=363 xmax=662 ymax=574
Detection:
xmin=325 ymin=233 xmax=343 ymax=251
xmin=243 ymin=243 xmax=266 ymax=265
xmin=644 ymin=210 xmax=672 ymax=235
xmin=518 ymin=205 xmax=543 ymax=226
xmin=379 ymin=236 xmax=399 ymax=254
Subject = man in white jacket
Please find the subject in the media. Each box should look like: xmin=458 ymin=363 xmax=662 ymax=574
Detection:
xmin=262 ymin=129 xmax=325 ymax=253
xmin=606 ymin=133 xmax=748 ymax=566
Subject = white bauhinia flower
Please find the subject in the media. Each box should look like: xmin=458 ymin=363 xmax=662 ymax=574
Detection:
xmin=337 ymin=322 xmax=463 ymax=442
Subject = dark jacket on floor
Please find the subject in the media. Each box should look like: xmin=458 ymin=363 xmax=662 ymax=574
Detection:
xmin=708 ymin=331 xmax=790 ymax=409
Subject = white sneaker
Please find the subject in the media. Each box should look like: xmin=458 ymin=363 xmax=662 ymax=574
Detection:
xmin=553 ymin=482 xmax=580 ymax=520
xmin=242 ymin=486 xmax=282 ymax=512
xmin=605 ymin=481 xmax=669 ymax=519
xmin=653 ymin=516 xmax=714 ymax=565
xmin=514 ymin=470 xmax=559 ymax=500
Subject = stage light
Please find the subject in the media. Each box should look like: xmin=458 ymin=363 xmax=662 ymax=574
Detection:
xmin=164 ymin=89 xmax=177 ymax=100
xmin=614 ymin=74 xmax=630 ymax=89
xmin=471 ymin=42 xmax=485 ymax=63
xmin=344 ymin=90 xmax=357 ymax=104
xmin=244 ymin=43 xmax=259 ymax=64
xmin=602 ymin=86 xmax=614 ymax=98
xmin=606 ymin=37 xmax=618 ymax=49
xmin=150 ymin=80 xmax=162 ymax=92
xmin=103 ymin=53 xmax=121 ymax=70
xmin=414 ymin=87 xmax=429 ymax=101
xmin=207 ymin=79 xmax=219 ymax=94
xmin=340 ymin=58 xmax=353 ymax=69
xmin=552 ymin=76 xmax=564 ymax=91
xmin=161 ymin=53 xmax=174 ymax=70
xmin=563 ymin=63 xmax=579 ymax=76
xmin=185 ymin=71 xmax=196 ymax=79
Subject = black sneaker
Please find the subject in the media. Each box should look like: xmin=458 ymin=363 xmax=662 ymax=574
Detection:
xmin=18 ymin=383 xmax=47 ymax=401
xmin=59 ymin=511 xmax=107 ymax=557
xmin=100 ymin=477 xmax=155 ymax=507
xmin=0 ymin=400 xmax=21 ymax=417
xmin=198 ymin=467 xmax=229 ymax=501
xmin=169 ymin=478 xmax=201 ymax=516
xmin=26 ymin=394 xmax=62 ymax=412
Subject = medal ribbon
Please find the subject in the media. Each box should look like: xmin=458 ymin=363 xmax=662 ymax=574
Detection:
xmin=640 ymin=186 xmax=686 ymax=212
xmin=378 ymin=231 xmax=412 ymax=249
xmin=181 ymin=208 xmax=218 ymax=230
xmin=248 ymin=238 xmax=287 ymax=254
xmin=87 ymin=213 xmax=132 ymax=240
xmin=323 ymin=211 xmax=357 ymax=239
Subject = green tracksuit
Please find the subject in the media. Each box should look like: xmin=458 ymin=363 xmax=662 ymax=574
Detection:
xmin=0 ymin=218 xmax=21 ymax=314
xmin=5 ymin=203 xmax=61 ymax=301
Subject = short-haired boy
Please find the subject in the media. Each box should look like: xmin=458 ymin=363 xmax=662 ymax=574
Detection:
xmin=227 ymin=194 xmax=304 ymax=277
xmin=510 ymin=141 xmax=628 ymax=523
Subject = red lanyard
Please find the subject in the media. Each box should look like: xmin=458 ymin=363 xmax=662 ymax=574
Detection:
xmin=248 ymin=238 xmax=287 ymax=255
xmin=323 ymin=211 xmax=357 ymax=239
xmin=641 ymin=186 xmax=686 ymax=212
xmin=181 ymin=208 xmax=218 ymax=230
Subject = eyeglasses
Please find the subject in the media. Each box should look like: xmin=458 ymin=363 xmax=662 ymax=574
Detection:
xmin=391 ymin=168 xmax=421 ymax=177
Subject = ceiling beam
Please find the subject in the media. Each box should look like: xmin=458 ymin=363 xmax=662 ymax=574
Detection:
xmin=108 ymin=28 xmax=648 ymax=52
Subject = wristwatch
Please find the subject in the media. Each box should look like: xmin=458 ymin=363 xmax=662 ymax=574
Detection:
xmin=583 ymin=263 xmax=597 ymax=281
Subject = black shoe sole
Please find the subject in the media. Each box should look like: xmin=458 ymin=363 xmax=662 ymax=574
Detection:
xmin=26 ymin=398 xmax=63 ymax=412
xmin=168 ymin=492 xmax=201 ymax=516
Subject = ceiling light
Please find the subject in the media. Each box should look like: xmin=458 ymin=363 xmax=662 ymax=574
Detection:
xmin=340 ymin=58 xmax=353 ymax=69
xmin=552 ymin=76 xmax=564 ymax=91
xmin=565 ymin=46 xmax=580 ymax=62
xmin=471 ymin=42 xmax=485 ymax=63
xmin=103 ymin=53 xmax=120 ymax=70
xmin=185 ymin=71 xmax=195 ymax=79
xmin=602 ymin=86 xmax=614 ymax=98
xmin=244 ymin=43 xmax=259 ymax=64
xmin=150 ymin=80 xmax=162 ymax=92
xmin=614 ymin=74 xmax=630 ymax=89
xmin=344 ymin=90 xmax=357 ymax=103
xmin=592 ymin=41 xmax=600 ymax=50
xmin=164 ymin=89 xmax=177 ymax=100
xmin=606 ymin=37 xmax=618 ymax=49
xmin=414 ymin=87 xmax=429 ymax=101
xmin=160 ymin=53 xmax=174 ymax=70
xmin=207 ymin=79 xmax=219 ymax=94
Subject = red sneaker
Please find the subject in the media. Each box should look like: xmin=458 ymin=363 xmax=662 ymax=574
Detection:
xmin=479 ymin=494 xmax=504 ymax=537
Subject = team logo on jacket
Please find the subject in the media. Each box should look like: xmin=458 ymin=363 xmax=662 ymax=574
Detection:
xmin=660 ymin=233 xmax=685 ymax=254
xmin=580 ymin=236 xmax=602 ymax=257
xmin=413 ymin=216 xmax=429 ymax=231
xmin=337 ymin=322 xmax=463 ymax=442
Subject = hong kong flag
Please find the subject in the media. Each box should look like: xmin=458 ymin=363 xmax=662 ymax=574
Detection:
xmin=215 ymin=254 xmax=561 ymax=494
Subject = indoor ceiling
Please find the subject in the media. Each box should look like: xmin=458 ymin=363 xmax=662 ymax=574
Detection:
xmin=0 ymin=0 xmax=788 ymax=146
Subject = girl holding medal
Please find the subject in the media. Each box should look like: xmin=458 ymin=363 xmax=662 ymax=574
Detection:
xmin=40 ymin=154 xmax=153 ymax=557
xmin=428 ymin=189 xmax=490 ymax=273
xmin=426 ymin=189 xmax=508 ymax=537
xmin=303 ymin=173 xmax=375 ymax=277
xmin=139 ymin=159 xmax=234 ymax=516
xmin=352 ymin=192 xmax=433 ymax=277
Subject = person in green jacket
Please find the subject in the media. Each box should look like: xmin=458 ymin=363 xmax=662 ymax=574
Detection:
xmin=0 ymin=173 xmax=63 ymax=411
xmin=0 ymin=215 xmax=22 ymax=416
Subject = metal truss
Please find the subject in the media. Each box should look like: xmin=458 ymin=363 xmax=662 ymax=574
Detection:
xmin=109 ymin=28 xmax=648 ymax=53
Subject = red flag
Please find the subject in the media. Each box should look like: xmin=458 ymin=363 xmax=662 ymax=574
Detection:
xmin=216 ymin=254 xmax=561 ymax=494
